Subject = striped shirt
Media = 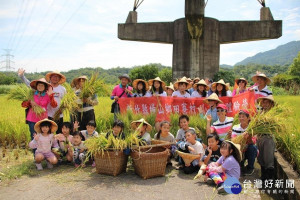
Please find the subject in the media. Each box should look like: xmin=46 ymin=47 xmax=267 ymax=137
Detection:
xmin=231 ymin=124 xmax=247 ymax=138
xmin=253 ymin=85 xmax=272 ymax=99
xmin=211 ymin=117 xmax=234 ymax=140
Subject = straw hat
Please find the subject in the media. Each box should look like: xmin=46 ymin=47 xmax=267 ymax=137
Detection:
xmin=131 ymin=118 xmax=152 ymax=132
xmin=224 ymin=140 xmax=242 ymax=163
xmin=34 ymin=118 xmax=58 ymax=133
xmin=165 ymin=82 xmax=175 ymax=91
xmin=203 ymin=93 xmax=223 ymax=104
xmin=148 ymin=77 xmax=166 ymax=89
xmin=193 ymin=77 xmax=200 ymax=82
xmin=118 ymin=74 xmax=132 ymax=83
xmin=174 ymin=78 xmax=192 ymax=90
xmin=211 ymin=79 xmax=229 ymax=91
xmin=30 ymin=78 xmax=52 ymax=90
xmin=235 ymin=78 xmax=248 ymax=86
xmin=72 ymin=75 xmax=88 ymax=86
xmin=257 ymin=95 xmax=275 ymax=104
xmin=45 ymin=71 xmax=66 ymax=84
xmin=132 ymin=79 xmax=149 ymax=91
xmin=186 ymin=78 xmax=193 ymax=83
xmin=193 ymin=79 xmax=209 ymax=91
xmin=252 ymin=73 xmax=271 ymax=85
xmin=176 ymin=150 xmax=200 ymax=165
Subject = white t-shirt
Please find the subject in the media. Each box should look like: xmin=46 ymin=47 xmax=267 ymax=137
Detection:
xmin=186 ymin=140 xmax=204 ymax=166
xmin=191 ymin=91 xmax=207 ymax=97
xmin=145 ymin=91 xmax=167 ymax=97
xmin=172 ymin=90 xmax=191 ymax=98
xmin=141 ymin=132 xmax=151 ymax=144
xmin=47 ymin=85 xmax=66 ymax=118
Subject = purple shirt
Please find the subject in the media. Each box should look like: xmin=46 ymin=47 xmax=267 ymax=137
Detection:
xmin=217 ymin=155 xmax=240 ymax=179
xmin=111 ymin=84 xmax=133 ymax=100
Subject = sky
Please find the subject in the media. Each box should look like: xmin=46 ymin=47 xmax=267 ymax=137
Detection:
xmin=0 ymin=0 xmax=299 ymax=73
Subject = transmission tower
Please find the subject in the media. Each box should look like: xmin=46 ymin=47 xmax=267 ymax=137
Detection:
xmin=0 ymin=49 xmax=15 ymax=71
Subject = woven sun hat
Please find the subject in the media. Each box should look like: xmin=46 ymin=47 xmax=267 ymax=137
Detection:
xmin=235 ymin=78 xmax=248 ymax=86
xmin=193 ymin=77 xmax=200 ymax=82
xmin=252 ymin=73 xmax=271 ymax=85
xmin=131 ymin=118 xmax=152 ymax=132
xmin=193 ymin=79 xmax=209 ymax=91
xmin=34 ymin=118 xmax=58 ymax=133
xmin=132 ymin=79 xmax=149 ymax=91
xmin=45 ymin=71 xmax=66 ymax=84
xmin=148 ymin=77 xmax=166 ymax=89
xmin=165 ymin=82 xmax=175 ymax=91
xmin=72 ymin=75 xmax=88 ymax=85
xmin=176 ymin=150 xmax=200 ymax=165
xmin=174 ymin=78 xmax=192 ymax=90
xmin=30 ymin=78 xmax=52 ymax=90
xmin=224 ymin=140 xmax=242 ymax=163
xmin=203 ymin=93 xmax=223 ymax=104
xmin=211 ymin=79 xmax=229 ymax=91
xmin=186 ymin=77 xmax=193 ymax=83
xmin=118 ymin=74 xmax=132 ymax=83
xmin=257 ymin=95 xmax=275 ymax=104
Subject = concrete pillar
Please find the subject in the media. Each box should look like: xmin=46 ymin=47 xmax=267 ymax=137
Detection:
xmin=260 ymin=7 xmax=274 ymax=21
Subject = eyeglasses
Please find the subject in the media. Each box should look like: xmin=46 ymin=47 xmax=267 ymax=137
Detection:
xmin=217 ymin=109 xmax=225 ymax=112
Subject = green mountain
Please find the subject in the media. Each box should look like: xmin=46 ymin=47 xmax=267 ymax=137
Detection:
xmin=234 ymin=41 xmax=300 ymax=66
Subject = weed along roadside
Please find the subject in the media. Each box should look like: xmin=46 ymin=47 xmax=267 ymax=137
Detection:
xmin=0 ymin=95 xmax=299 ymax=199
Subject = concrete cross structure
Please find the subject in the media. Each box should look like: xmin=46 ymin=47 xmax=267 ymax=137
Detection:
xmin=118 ymin=0 xmax=282 ymax=80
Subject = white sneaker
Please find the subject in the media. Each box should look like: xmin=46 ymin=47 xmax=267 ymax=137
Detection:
xmin=36 ymin=163 xmax=43 ymax=170
xmin=47 ymin=161 xmax=53 ymax=169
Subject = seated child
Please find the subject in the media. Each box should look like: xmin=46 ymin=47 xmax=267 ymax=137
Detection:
xmin=205 ymin=141 xmax=241 ymax=194
xmin=130 ymin=118 xmax=152 ymax=145
xmin=154 ymin=121 xmax=175 ymax=143
xmin=29 ymin=119 xmax=59 ymax=170
xmin=178 ymin=129 xmax=204 ymax=174
xmin=175 ymin=115 xmax=195 ymax=142
xmin=79 ymin=120 xmax=99 ymax=140
xmin=54 ymin=122 xmax=74 ymax=163
xmin=70 ymin=131 xmax=87 ymax=168
xmin=203 ymin=134 xmax=221 ymax=165
xmin=106 ymin=120 xmax=125 ymax=139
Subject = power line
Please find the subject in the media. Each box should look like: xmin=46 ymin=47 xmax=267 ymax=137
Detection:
xmin=0 ymin=49 xmax=15 ymax=71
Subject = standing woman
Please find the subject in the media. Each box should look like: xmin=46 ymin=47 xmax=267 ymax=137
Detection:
xmin=111 ymin=74 xmax=133 ymax=120
xmin=191 ymin=79 xmax=209 ymax=97
xmin=132 ymin=79 xmax=149 ymax=97
xmin=232 ymin=78 xmax=248 ymax=96
xmin=73 ymin=76 xmax=98 ymax=131
xmin=25 ymin=78 xmax=57 ymax=139
xmin=146 ymin=77 xmax=167 ymax=97
xmin=211 ymin=79 xmax=232 ymax=97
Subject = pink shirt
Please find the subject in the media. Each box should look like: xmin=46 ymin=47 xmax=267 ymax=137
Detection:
xmin=111 ymin=84 xmax=133 ymax=100
xmin=29 ymin=133 xmax=58 ymax=153
xmin=26 ymin=93 xmax=51 ymax=122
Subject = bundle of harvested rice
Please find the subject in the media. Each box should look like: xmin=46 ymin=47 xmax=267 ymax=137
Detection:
xmin=79 ymin=73 xmax=109 ymax=99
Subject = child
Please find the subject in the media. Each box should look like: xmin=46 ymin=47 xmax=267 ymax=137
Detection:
xmin=191 ymin=79 xmax=209 ymax=97
xmin=70 ymin=131 xmax=87 ymax=167
xmin=205 ymin=141 xmax=241 ymax=194
xmin=172 ymin=78 xmax=191 ymax=98
xmin=154 ymin=121 xmax=175 ymax=143
xmin=79 ymin=120 xmax=99 ymax=140
xmin=146 ymin=77 xmax=167 ymax=97
xmin=175 ymin=115 xmax=195 ymax=142
xmin=55 ymin=122 xmax=74 ymax=163
xmin=106 ymin=120 xmax=125 ymax=139
xmin=165 ymin=83 xmax=175 ymax=97
xmin=131 ymin=118 xmax=152 ymax=145
xmin=178 ymin=129 xmax=204 ymax=174
xmin=211 ymin=79 xmax=232 ymax=97
xmin=29 ymin=119 xmax=59 ymax=170
xmin=199 ymin=93 xmax=222 ymax=124
xmin=203 ymin=134 xmax=221 ymax=165
xmin=132 ymin=79 xmax=149 ymax=97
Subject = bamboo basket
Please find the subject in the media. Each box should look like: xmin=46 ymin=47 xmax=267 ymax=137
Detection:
xmin=94 ymin=150 xmax=128 ymax=176
xmin=131 ymin=146 xmax=169 ymax=179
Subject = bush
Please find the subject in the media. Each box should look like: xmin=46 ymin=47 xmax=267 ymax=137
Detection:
xmin=0 ymin=85 xmax=15 ymax=95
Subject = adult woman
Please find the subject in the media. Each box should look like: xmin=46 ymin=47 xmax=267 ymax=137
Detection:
xmin=206 ymin=104 xmax=233 ymax=141
xmin=211 ymin=79 xmax=232 ymax=97
xmin=232 ymin=78 xmax=248 ymax=96
xmin=73 ymin=75 xmax=98 ymax=130
xmin=191 ymin=79 xmax=209 ymax=97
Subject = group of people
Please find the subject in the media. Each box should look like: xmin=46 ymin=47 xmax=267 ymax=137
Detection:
xmin=16 ymin=68 xmax=277 ymax=194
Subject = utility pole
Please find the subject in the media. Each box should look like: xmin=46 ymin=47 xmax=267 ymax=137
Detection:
xmin=0 ymin=49 xmax=15 ymax=71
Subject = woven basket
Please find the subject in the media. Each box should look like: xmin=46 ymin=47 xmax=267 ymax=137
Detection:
xmin=131 ymin=146 xmax=169 ymax=179
xmin=176 ymin=150 xmax=200 ymax=165
xmin=94 ymin=150 xmax=128 ymax=176
xmin=151 ymin=139 xmax=168 ymax=145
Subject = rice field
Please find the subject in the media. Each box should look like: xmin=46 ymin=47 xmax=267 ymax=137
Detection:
xmin=0 ymin=95 xmax=299 ymax=172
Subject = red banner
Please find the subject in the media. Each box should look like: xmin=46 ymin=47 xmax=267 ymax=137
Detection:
xmin=118 ymin=91 xmax=256 ymax=121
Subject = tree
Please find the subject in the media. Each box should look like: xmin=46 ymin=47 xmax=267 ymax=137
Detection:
xmin=158 ymin=68 xmax=172 ymax=84
xmin=213 ymin=69 xmax=235 ymax=86
xmin=289 ymin=52 xmax=300 ymax=76
xmin=129 ymin=64 xmax=159 ymax=81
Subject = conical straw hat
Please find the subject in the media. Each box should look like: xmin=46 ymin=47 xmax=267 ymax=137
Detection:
xmin=165 ymin=82 xmax=175 ymax=91
xmin=252 ymin=73 xmax=271 ymax=85
xmin=34 ymin=118 xmax=58 ymax=133
xmin=174 ymin=78 xmax=192 ymax=90
xmin=176 ymin=150 xmax=200 ymax=165
xmin=30 ymin=78 xmax=52 ymax=90
xmin=45 ymin=71 xmax=66 ymax=84
xmin=132 ymin=79 xmax=149 ymax=91
xmin=203 ymin=93 xmax=223 ymax=104
xmin=148 ymin=77 xmax=166 ymax=89
xmin=193 ymin=79 xmax=209 ymax=91
xmin=131 ymin=118 xmax=152 ymax=132
xmin=211 ymin=79 xmax=229 ymax=91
